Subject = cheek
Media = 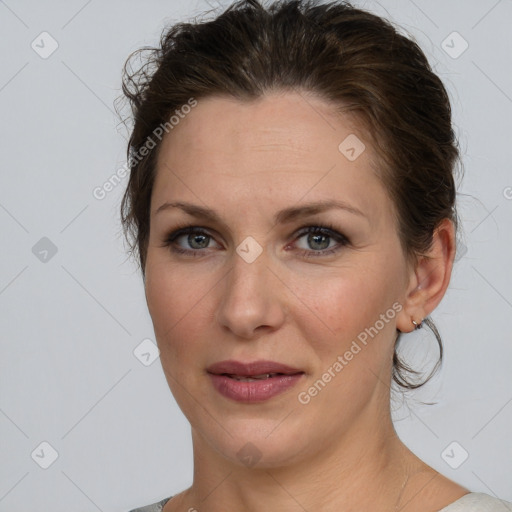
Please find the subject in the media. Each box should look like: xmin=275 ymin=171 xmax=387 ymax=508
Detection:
xmin=304 ymin=269 xmax=397 ymax=331
xmin=293 ymin=271 xmax=401 ymax=411
xmin=294 ymin=260 xmax=402 ymax=362
xmin=144 ymin=262 xmax=213 ymax=413
xmin=144 ymin=259 xmax=209 ymax=358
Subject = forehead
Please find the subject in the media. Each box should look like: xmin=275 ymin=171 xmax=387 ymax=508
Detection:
xmin=157 ymin=91 xmax=364 ymax=166
xmin=152 ymin=92 xmax=390 ymax=221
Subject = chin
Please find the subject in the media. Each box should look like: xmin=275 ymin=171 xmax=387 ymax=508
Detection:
xmin=197 ymin=424 xmax=312 ymax=470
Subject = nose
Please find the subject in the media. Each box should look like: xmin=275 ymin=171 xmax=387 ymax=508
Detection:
xmin=215 ymin=248 xmax=287 ymax=340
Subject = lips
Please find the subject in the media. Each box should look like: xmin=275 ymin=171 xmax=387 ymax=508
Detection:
xmin=206 ymin=359 xmax=304 ymax=378
xmin=206 ymin=360 xmax=305 ymax=402
xmin=206 ymin=360 xmax=305 ymax=404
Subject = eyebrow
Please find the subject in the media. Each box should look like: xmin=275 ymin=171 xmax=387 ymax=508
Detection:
xmin=154 ymin=199 xmax=366 ymax=225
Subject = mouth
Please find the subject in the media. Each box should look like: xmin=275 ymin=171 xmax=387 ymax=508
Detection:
xmin=206 ymin=359 xmax=304 ymax=377
xmin=206 ymin=360 xmax=305 ymax=402
xmin=220 ymin=372 xmax=304 ymax=381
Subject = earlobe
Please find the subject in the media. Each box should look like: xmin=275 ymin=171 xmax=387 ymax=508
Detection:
xmin=396 ymin=218 xmax=456 ymax=333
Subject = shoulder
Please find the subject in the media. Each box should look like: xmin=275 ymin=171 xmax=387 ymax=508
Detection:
xmin=128 ymin=496 xmax=173 ymax=512
xmin=439 ymin=492 xmax=512 ymax=511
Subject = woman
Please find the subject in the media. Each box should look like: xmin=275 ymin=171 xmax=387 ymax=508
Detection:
xmin=119 ymin=1 xmax=510 ymax=510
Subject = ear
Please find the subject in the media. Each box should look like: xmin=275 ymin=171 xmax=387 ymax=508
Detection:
xmin=396 ymin=218 xmax=456 ymax=333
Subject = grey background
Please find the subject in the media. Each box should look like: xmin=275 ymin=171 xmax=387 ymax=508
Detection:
xmin=0 ymin=0 xmax=511 ymax=511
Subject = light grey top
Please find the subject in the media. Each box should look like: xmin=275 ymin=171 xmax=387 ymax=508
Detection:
xmin=128 ymin=492 xmax=512 ymax=511
xmin=438 ymin=493 xmax=512 ymax=511
xmin=129 ymin=496 xmax=172 ymax=512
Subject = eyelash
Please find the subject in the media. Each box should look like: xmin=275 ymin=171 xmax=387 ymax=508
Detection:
xmin=161 ymin=222 xmax=350 ymax=259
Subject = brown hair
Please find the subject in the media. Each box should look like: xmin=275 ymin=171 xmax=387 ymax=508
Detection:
xmin=118 ymin=0 xmax=461 ymax=390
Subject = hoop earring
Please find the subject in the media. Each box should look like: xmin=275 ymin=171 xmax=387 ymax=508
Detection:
xmin=411 ymin=318 xmax=423 ymax=330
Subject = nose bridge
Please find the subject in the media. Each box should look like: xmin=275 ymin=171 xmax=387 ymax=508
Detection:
xmin=227 ymin=229 xmax=270 ymax=293
xmin=215 ymin=244 xmax=285 ymax=338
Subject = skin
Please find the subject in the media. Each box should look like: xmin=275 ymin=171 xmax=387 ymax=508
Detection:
xmin=143 ymin=91 xmax=468 ymax=512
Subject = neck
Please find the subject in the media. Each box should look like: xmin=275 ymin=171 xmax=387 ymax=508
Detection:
xmin=179 ymin=402 xmax=425 ymax=512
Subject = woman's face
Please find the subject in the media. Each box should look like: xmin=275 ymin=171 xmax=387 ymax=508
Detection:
xmin=145 ymin=91 xmax=413 ymax=467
